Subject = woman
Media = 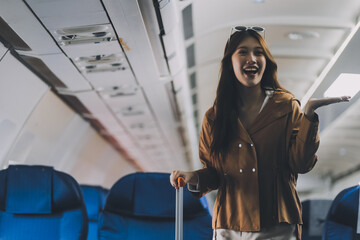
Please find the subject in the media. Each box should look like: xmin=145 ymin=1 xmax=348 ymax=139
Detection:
xmin=170 ymin=27 xmax=350 ymax=240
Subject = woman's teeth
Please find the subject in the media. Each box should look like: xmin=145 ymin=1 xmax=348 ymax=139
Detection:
xmin=243 ymin=67 xmax=258 ymax=74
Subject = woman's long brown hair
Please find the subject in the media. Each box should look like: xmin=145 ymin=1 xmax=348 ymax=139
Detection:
xmin=210 ymin=30 xmax=286 ymax=168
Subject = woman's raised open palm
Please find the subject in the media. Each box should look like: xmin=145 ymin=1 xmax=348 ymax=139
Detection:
xmin=305 ymin=96 xmax=351 ymax=119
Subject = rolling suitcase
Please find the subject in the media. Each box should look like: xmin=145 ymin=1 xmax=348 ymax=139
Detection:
xmin=175 ymin=177 xmax=185 ymax=240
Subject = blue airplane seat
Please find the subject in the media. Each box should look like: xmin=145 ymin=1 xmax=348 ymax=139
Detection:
xmin=81 ymin=185 xmax=108 ymax=240
xmin=0 ymin=165 xmax=88 ymax=240
xmin=99 ymin=172 xmax=212 ymax=240
xmin=301 ymin=199 xmax=332 ymax=240
xmin=322 ymin=185 xmax=360 ymax=240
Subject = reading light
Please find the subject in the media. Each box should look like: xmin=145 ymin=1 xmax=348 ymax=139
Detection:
xmin=324 ymin=73 xmax=360 ymax=98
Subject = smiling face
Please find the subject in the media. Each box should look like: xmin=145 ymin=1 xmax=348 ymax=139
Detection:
xmin=231 ymin=36 xmax=266 ymax=87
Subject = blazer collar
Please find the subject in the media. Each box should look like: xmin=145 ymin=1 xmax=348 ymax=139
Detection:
xmin=237 ymin=91 xmax=294 ymax=142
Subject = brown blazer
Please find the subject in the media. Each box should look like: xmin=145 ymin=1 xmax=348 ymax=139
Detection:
xmin=193 ymin=90 xmax=319 ymax=240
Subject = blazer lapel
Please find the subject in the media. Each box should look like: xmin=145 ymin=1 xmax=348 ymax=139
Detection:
xmin=248 ymin=94 xmax=293 ymax=135
xmin=237 ymin=118 xmax=255 ymax=144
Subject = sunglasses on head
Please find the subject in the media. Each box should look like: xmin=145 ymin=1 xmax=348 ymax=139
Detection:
xmin=229 ymin=26 xmax=266 ymax=40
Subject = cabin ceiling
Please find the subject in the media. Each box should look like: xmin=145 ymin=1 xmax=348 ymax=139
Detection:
xmin=1 ymin=0 xmax=360 ymax=194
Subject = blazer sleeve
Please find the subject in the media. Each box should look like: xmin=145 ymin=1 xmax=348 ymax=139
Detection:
xmin=192 ymin=114 xmax=220 ymax=198
xmin=287 ymin=99 xmax=320 ymax=174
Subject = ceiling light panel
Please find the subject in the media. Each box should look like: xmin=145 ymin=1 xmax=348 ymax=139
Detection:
xmin=324 ymin=73 xmax=360 ymax=98
xmin=266 ymin=26 xmax=349 ymax=51
xmin=287 ymin=31 xmax=320 ymax=40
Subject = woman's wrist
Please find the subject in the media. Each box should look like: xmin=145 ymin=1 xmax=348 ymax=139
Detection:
xmin=188 ymin=172 xmax=199 ymax=186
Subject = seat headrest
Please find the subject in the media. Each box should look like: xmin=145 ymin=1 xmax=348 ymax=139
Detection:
xmin=105 ymin=172 xmax=209 ymax=219
xmin=327 ymin=185 xmax=360 ymax=229
xmin=6 ymin=165 xmax=52 ymax=214
xmin=0 ymin=165 xmax=84 ymax=214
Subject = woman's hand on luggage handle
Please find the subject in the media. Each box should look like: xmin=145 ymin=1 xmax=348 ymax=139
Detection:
xmin=170 ymin=171 xmax=198 ymax=189
xmin=305 ymin=96 xmax=351 ymax=120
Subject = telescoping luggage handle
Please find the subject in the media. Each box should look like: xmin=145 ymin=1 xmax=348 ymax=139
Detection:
xmin=175 ymin=177 xmax=185 ymax=240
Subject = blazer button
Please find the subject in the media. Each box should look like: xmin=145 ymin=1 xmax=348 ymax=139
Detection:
xmin=239 ymin=169 xmax=243 ymax=173
xmin=250 ymin=144 xmax=254 ymax=147
xmin=252 ymin=168 xmax=256 ymax=172
xmin=238 ymin=143 xmax=242 ymax=148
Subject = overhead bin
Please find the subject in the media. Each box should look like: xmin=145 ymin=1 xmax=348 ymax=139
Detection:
xmin=0 ymin=52 xmax=49 ymax=166
xmin=63 ymin=91 xmax=123 ymax=132
xmin=22 ymin=53 xmax=92 ymax=92
xmin=0 ymin=2 xmax=60 ymax=55
xmin=156 ymin=0 xmax=179 ymax=35
xmin=25 ymin=0 xmax=123 ymax=58
xmin=25 ymin=0 xmax=108 ymax=30
xmin=154 ymin=0 xmax=186 ymax=76
xmin=138 ymin=0 xmax=170 ymax=77
xmin=0 ymin=42 xmax=7 ymax=60
xmin=162 ymin=26 xmax=187 ymax=76
xmin=139 ymin=0 xmax=186 ymax=76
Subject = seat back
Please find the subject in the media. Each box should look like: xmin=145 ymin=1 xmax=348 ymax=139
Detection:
xmin=322 ymin=185 xmax=360 ymax=240
xmin=81 ymin=185 xmax=108 ymax=240
xmin=99 ymin=172 xmax=212 ymax=240
xmin=301 ymin=199 xmax=332 ymax=240
xmin=0 ymin=165 xmax=88 ymax=240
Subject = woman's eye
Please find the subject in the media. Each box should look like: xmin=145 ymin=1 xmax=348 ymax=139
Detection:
xmin=255 ymin=51 xmax=264 ymax=56
xmin=238 ymin=51 xmax=247 ymax=55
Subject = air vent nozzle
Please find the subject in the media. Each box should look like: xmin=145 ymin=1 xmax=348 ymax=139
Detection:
xmin=73 ymin=53 xmax=127 ymax=73
xmin=55 ymin=24 xmax=115 ymax=46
